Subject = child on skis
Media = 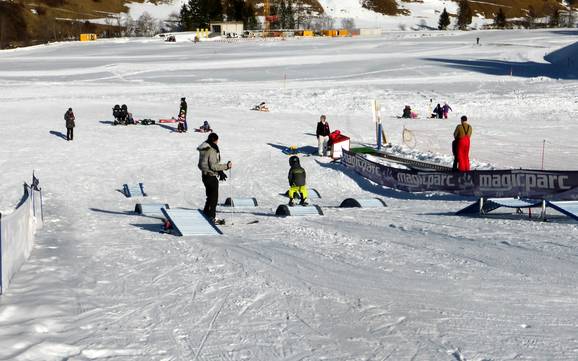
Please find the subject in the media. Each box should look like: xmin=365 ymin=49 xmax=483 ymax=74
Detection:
xmin=287 ymin=155 xmax=309 ymax=206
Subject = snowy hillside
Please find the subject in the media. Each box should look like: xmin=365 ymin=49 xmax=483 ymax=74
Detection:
xmin=1 ymin=29 xmax=578 ymax=360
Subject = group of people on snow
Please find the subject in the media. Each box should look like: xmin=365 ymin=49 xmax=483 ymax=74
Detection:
xmin=432 ymin=102 xmax=452 ymax=119
xmin=61 ymin=98 xmax=472 ymax=226
xmin=112 ymin=104 xmax=134 ymax=125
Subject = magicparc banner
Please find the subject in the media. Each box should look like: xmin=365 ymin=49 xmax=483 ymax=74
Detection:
xmin=341 ymin=150 xmax=578 ymax=200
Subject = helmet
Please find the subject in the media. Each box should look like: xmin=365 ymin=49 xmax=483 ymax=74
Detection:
xmin=113 ymin=104 xmax=120 ymax=109
xmin=289 ymin=155 xmax=300 ymax=167
xmin=121 ymin=104 xmax=127 ymax=110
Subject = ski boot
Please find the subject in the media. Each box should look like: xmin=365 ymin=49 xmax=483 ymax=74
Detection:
xmin=288 ymin=198 xmax=296 ymax=207
xmin=299 ymin=198 xmax=309 ymax=206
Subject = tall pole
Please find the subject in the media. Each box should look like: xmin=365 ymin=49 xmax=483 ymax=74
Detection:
xmin=541 ymin=139 xmax=546 ymax=170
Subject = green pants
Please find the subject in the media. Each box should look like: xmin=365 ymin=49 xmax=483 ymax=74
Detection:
xmin=288 ymin=185 xmax=308 ymax=199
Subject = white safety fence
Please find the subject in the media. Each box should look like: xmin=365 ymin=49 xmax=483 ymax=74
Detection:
xmin=0 ymin=179 xmax=43 ymax=295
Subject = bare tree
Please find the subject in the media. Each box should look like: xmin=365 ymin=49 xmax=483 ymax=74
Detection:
xmin=123 ymin=15 xmax=136 ymax=37
xmin=341 ymin=17 xmax=355 ymax=30
xmin=136 ymin=12 xmax=159 ymax=36
xmin=311 ymin=14 xmax=334 ymax=30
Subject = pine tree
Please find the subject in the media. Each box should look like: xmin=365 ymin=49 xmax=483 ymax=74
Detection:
xmin=456 ymin=0 xmax=473 ymax=30
xmin=438 ymin=8 xmax=450 ymax=30
xmin=494 ymin=8 xmax=507 ymax=29
xmin=525 ymin=5 xmax=537 ymax=29
xmin=242 ymin=2 xmax=259 ymax=29
xmin=279 ymin=0 xmax=287 ymax=29
xmin=180 ymin=3 xmax=193 ymax=30
xmin=286 ymin=0 xmax=295 ymax=29
xmin=549 ymin=8 xmax=560 ymax=28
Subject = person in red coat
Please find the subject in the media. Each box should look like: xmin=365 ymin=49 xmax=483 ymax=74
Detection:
xmin=453 ymin=115 xmax=473 ymax=171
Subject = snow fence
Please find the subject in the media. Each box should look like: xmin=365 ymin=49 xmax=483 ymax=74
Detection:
xmin=0 ymin=180 xmax=43 ymax=295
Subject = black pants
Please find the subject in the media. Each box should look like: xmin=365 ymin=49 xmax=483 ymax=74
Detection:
xmin=202 ymin=174 xmax=219 ymax=220
xmin=67 ymin=127 xmax=74 ymax=141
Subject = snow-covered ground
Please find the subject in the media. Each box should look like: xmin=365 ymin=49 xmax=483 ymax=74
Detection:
xmin=1 ymin=29 xmax=578 ymax=360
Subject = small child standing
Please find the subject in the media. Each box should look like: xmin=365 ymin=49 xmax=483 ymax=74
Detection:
xmin=287 ymin=155 xmax=309 ymax=206
xmin=177 ymin=110 xmax=186 ymax=133
xmin=442 ymin=102 xmax=452 ymax=119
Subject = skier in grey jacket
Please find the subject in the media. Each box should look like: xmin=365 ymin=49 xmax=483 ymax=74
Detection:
xmin=197 ymin=133 xmax=232 ymax=224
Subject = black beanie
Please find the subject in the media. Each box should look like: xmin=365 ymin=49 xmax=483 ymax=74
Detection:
xmin=207 ymin=133 xmax=218 ymax=143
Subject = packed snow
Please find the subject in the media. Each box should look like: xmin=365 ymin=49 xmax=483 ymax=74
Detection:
xmin=1 ymin=29 xmax=578 ymax=360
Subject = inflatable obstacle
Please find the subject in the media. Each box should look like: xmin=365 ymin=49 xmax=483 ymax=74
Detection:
xmin=275 ymin=205 xmax=323 ymax=217
xmin=123 ymin=183 xmax=146 ymax=198
xmin=223 ymin=197 xmax=258 ymax=207
xmin=456 ymin=198 xmax=543 ymax=215
xmin=135 ymin=203 xmax=169 ymax=218
xmin=339 ymin=198 xmax=387 ymax=208
xmin=160 ymin=208 xmax=222 ymax=236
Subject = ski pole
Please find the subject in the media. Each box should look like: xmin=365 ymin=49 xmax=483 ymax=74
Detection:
xmin=229 ymin=167 xmax=233 ymax=225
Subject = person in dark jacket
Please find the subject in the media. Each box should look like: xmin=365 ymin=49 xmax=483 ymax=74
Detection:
xmin=287 ymin=155 xmax=309 ymax=206
xmin=316 ymin=115 xmax=330 ymax=156
xmin=197 ymin=133 xmax=232 ymax=224
xmin=179 ymin=97 xmax=188 ymax=132
xmin=402 ymin=105 xmax=412 ymax=118
xmin=432 ymin=103 xmax=443 ymax=119
xmin=64 ymin=108 xmax=75 ymax=141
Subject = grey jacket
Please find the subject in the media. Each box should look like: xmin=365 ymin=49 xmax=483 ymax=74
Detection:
xmin=197 ymin=141 xmax=228 ymax=176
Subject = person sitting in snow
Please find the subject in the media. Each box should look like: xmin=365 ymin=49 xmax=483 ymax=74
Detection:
xmin=252 ymin=102 xmax=269 ymax=112
xmin=402 ymin=105 xmax=412 ymax=118
xmin=199 ymin=120 xmax=212 ymax=133
xmin=287 ymin=155 xmax=309 ymax=207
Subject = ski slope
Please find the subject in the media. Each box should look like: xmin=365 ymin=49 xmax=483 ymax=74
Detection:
xmin=1 ymin=29 xmax=578 ymax=360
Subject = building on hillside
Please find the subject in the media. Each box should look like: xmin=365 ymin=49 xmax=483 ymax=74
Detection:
xmin=210 ymin=22 xmax=244 ymax=37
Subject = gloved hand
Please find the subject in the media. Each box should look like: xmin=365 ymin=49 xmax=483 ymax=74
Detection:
xmin=218 ymin=171 xmax=228 ymax=181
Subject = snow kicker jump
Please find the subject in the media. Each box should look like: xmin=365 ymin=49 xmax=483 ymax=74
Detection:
xmin=342 ymin=150 xmax=578 ymax=200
